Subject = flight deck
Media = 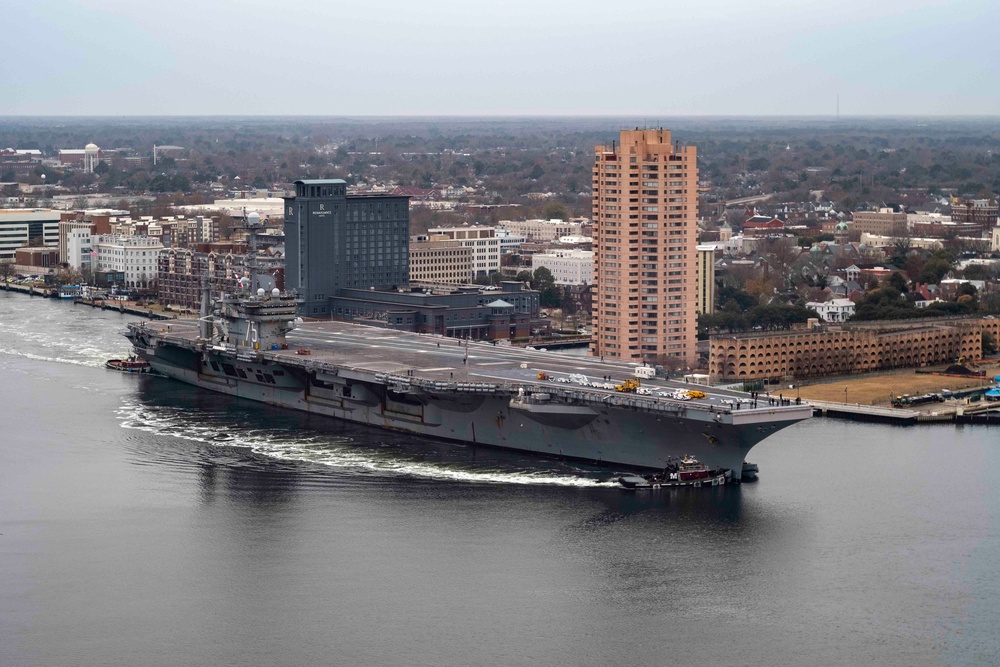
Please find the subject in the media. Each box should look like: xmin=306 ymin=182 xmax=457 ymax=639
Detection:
xmin=150 ymin=317 xmax=795 ymax=412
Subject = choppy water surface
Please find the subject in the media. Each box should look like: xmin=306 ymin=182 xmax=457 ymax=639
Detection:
xmin=1 ymin=292 xmax=999 ymax=666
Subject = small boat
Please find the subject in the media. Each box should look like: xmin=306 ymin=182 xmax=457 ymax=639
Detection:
xmin=618 ymin=455 xmax=728 ymax=490
xmin=58 ymin=285 xmax=83 ymax=299
xmin=105 ymin=356 xmax=152 ymax=374
xmin=741 ymin=461 xmax=759 ymax=479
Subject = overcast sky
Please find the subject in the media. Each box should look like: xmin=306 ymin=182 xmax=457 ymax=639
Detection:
xmin=3 ymin=0 xmax=998 ymax=116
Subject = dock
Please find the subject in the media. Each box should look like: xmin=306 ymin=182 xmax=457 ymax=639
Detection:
xmin=808 ymin=400 xmax=919 ymax=424
xmin=2 ymin=284 xmax=178 ymax=320
xmin=73 ymin=297 xmax=176 ymax=320
xmin=1 ymin=282 xmax=55 ymax=297
xmin=808 ymin=398 xmax=1000 ymax=425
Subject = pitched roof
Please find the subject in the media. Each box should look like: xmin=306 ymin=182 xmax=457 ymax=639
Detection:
xmin=389 ymin=185 xmax=440 ymax=199
xmin=744 ymin=217 xmax=784 ymax=228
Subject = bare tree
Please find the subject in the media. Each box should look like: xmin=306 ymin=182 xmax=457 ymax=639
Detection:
xmin=725 ymin=208 xmax=744 ymax=229
xmin=744 ymin=274 xmax=781 ymax=304
xmin=216 ymin=213 xmax=237 ymax=240
xmin=760 ymin=237 xmax=801 ymax=288
xmin=721 ymin=262 xmax=759 ymax=290
xmin=54 ymin=266 xmax=84 ymax=286
xmin=654 ymin=354 xmax=686 ymax=376
xmin=0 ymin=259 xmax=14 ymax=285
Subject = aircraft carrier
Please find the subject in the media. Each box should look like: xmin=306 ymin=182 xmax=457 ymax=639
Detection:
xmin=125 ymin=290 xmax=810 ymax=478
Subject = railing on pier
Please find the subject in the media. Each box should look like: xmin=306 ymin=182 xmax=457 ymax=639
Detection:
xmin=807 ymin=399 xmax=919 ymax=422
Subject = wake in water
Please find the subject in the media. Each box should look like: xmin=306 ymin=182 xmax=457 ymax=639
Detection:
xmin=0 ymin=295 xmax=133 ymax=368
xmin=116 ymin=399 xmax=617 ymax=488
xmin=0 ymin=348 xmax=110 ymax=369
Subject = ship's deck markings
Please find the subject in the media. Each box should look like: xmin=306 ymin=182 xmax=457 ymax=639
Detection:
xmin=356 ymin=362 xmax=409 ymax=372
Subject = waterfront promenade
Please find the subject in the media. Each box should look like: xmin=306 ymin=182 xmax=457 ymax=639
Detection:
xmin=1 ymin=281 xmax=177 ymax=320
xmin=1 ymin=281 xmax=56 ymax=298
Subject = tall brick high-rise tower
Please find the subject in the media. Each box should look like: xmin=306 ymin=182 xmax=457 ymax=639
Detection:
xmin=592 ymin=129 xmax=698 ymax=367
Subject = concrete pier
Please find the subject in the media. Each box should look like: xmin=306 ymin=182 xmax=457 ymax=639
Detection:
xmin=73 ymin=297 xmax=176 ymax=320
xmin=1 ymin=282 xmax=56 ymax=297
xmin=808 ymin=398 xmax=1000 ymax=425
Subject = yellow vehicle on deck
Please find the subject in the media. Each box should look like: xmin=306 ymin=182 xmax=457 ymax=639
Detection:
xmin=685 ymin=390 xmax=706 ymax=400
xmin=616 ymin=378 xmax=640 ymax=393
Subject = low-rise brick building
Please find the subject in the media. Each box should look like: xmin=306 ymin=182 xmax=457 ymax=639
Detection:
xmin=709 ymin=317 xmax=999 ymax=381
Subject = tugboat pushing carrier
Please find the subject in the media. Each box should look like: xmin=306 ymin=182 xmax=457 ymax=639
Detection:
xmin=618 ymin=455 xmax=730 ymax=490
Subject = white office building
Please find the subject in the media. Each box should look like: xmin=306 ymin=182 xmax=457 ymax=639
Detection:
xmin=427 ymin=225 xmax=500 ymax=279
xmin=497 ymin=219 xmax=582 ymax=242
xmin=494 ymin=227 xmax=526 ymax=254
xmin=59 ymin=220 xmax=94 ymax=270
xmin=531 ymin=248 xmax=593 ymax=285
xmin=0 ymin=208 xmax=61 ymax=260
xmin=93 ymin=235 xmax=164 ymax=289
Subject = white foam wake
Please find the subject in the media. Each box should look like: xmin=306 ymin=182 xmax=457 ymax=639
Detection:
xmin=116 ymin=400 xmax=616 ymax=488
xmin=0 ymin=348 xmax=108 ymax=368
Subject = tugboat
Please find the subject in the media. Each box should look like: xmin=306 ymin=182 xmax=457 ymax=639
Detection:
xmin=105 ymin=355 xmax=152 ymax=374
xmin=618 ymin=455 xmax=729 ymax=490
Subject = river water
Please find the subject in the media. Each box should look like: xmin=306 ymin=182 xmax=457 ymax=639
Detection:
xmin=1 ymin=291 xmax=999 ymax=666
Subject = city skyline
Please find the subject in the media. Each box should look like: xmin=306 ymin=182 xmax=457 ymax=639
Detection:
xmin=3 ymin=0 xmax=998 ymax=117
